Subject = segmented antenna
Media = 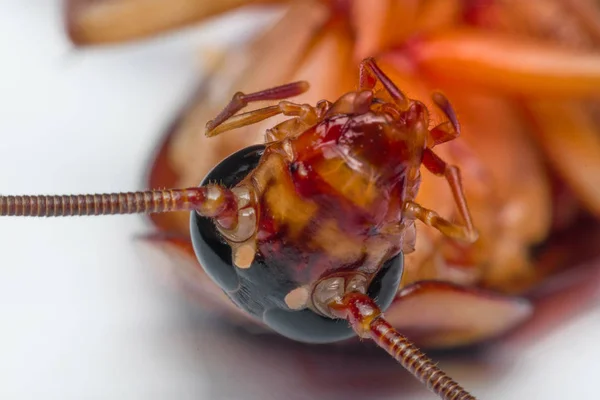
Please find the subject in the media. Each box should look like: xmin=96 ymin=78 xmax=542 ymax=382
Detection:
xmin=0 ymin=186 xmax=239 ymax=229
xmin=329 ymin=292 xmax=476 ymax=400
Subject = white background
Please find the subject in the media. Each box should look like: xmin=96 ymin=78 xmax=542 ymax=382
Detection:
xmin=1 ymin=1 xmax=600 ymax=399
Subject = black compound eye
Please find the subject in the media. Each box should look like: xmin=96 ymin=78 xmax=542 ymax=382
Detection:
xmin=189 ymin=144 xmax=405 ymax=344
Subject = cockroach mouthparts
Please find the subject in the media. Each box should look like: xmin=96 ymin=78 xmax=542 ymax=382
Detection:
xmin=1 ymin=58 xmax=479 ymax=400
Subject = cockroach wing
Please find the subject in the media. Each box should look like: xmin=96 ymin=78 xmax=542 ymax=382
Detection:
xmin=384 ymin=281 xmax=533 ymax=349
xmin=65 ymin=0 xmax=270 ymax=45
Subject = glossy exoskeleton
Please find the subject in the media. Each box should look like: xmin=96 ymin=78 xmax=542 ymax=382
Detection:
xmin=0 ymin=58 xmax=478 ymax=400
xmin=191 ymin=144 xmax=404 ymax=343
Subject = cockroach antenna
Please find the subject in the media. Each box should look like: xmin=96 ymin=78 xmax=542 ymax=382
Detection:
xmin=0 ymin=186 xmax=241 ymax=229
xmin=1 ymin=57 xmax=482 ymax=399
xmin=329 ymin=292 xmax=475 ymax=400
xmin=0 ymin=190 xmax=477 ymax=400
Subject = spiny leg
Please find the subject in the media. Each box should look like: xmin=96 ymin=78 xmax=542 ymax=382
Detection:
xmin=358 ymin=57 xmax=409 ymax=108
xmin=410 ymin=148 xmax=478 ymax=242
xmin=403 ymin=200 xmax=476 ymax=243
xmin=424 ymin=92 xmax=477 ymax=241
xmin=207 ymin=101 xmax=322 ymax=139
xmin=428 ymin=92 xmax=461 ymax=148
xmin=205 ymin=81 xmax=310 ymax=136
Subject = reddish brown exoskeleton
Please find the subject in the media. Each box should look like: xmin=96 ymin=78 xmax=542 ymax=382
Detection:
xmin=1 ymin=59 xmax=480 ymax=399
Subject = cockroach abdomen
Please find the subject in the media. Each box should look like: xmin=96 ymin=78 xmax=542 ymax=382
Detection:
xmin=190 ymin=144 xmax=404 ymax=343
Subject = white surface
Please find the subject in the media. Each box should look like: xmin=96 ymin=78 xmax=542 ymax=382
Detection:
xmin=1 ymin=1 xmax=600 ymax=399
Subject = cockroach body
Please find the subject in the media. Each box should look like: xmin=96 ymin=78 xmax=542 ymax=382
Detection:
xmin=42 ymin=0 xmax=600 ymax=397
xmin=191 ymin=144 xmax=404 ymax=344
xmin=189 ymin=58 xmax=477 ymax=345
xmin=1 ymin=59 xmax=480 ymax=399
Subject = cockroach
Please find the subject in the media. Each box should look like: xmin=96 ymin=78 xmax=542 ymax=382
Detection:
xmin=1 ymin=58 xmax=480 ymax=399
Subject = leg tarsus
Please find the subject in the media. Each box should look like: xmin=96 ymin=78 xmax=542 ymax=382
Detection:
xmin=419 ymin=148 xmax=478 ymax=243
xmin=444 ymin=165 xmax=478 ymax=240
xmin=404 ymin=201 xmax=478 ymax=243
xmin=430 ymin=92 xmax=460 ymax=143
xmin=431 ymin=92 xmax=460 ymax=137
xmin=205 ymin=81 xmax=309 ymax=135
xmin=428 ymin=121 xmax=458 ymax=148
xmin=207 ymin=101 xmax=320 ymax=138
xmin=207 ymin=105 xmax=281 ymax=137
xmin=359 ymin=58 xmax=408 ymax=108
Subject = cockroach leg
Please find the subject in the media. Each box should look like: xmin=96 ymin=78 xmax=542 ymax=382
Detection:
xmin=266 ymin=99 xmax=332 ymax=142
xmin=205 ymin=81 xmax=310 ymax=136
xmin=403 ymin=200 xmax=477 ymax=243
xmin=359 ymin=57 xmax=409 ymax=108
xmin=428 ymin=92 xmax=461 ymax=148
xmin=207 ymin=101 xmax=320 ymax=138
xmin=432 ymin=92 xmax=460 ymax=133
xmin=428 ymin=121 xmax=458 ymax=148
xmin=421 ymin=148 xmax=478 ymax=243
xmin=265 ymin=118 xmax=310 ymax=142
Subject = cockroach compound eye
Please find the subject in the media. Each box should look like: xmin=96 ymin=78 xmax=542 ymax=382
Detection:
xmin=1 ymin=58 xmax=479 ymax=400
